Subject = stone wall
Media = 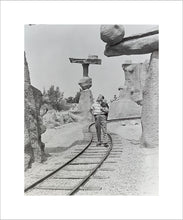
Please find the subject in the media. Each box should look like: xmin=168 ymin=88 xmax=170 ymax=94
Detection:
xmin=24 ymin=53 xmax=46 ymax=170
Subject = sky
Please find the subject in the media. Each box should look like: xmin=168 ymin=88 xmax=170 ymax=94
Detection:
xmin=24 ymin=25 xmax=156 ymax=101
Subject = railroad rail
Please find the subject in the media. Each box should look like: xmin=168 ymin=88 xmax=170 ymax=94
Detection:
xmin=25 ymin=116 xmax=140 ymax=195
xmin=25 ymin=123 xmax=113 ymax=195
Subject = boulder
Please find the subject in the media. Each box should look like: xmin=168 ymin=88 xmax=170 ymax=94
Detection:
xmin=78 ymin=77 xmax=92 ymax=90
xmin=100 ymin=25 xmax=125 ymax=45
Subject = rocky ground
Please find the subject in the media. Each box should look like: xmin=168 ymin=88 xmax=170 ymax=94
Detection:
xmin=101 ymin=121 xmax=158 ymax=195
xmin=24 ymin=119 xmax=158 ymax=195
xmin=24 ymin=121 xmax=87 ymax=188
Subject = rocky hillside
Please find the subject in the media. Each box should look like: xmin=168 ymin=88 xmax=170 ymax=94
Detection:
xmin=43 ymin=109 xmax=83 ymax=129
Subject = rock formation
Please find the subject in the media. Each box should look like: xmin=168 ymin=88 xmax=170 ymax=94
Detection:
xmin=108 ymin=84 xmax=141 ymax=120
xmin=43 ymin=109 xmax=81 ymax=129
xmin=77 ymin=89 xmax=94 ymax=120
xmin=122 ymin=60 xmax=149 ymax=103
xmin=24 ymin=53 xmax=46 ymax=170
xmin=104 ymin=26 xmax=158 ymax=56
xmin=141 ymin=51 xmax=158 ymax=148
xmin=69 ymin=55 xmax=101 ymax=120
xmin=100 ymin=25 xmax=159 ymax=148
xmin=109 ymin=60 xmax=148 ymax=120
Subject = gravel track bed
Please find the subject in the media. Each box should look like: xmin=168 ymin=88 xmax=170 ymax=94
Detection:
xmin=25 ymin=121 xmax=158 ymax=195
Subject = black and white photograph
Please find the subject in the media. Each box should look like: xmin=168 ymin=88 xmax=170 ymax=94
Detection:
xmin=24 ymin=24 xmax=159 ymax=196
xmin=1 ymin=1 xmax=182 ymax=219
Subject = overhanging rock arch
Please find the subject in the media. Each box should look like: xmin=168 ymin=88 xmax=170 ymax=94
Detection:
xmin=100 ymin=25 xmax=159 ymax=148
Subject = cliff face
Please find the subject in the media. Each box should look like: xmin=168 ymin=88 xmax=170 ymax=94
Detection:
xmin=108 ymin=61 xmax=148 ymax=120
xmin=24 ymin=53 xmax=46 ymax=170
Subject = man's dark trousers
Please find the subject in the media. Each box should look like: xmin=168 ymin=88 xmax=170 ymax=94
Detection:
xmin=94 ymin=115 xmax=101 ymax=143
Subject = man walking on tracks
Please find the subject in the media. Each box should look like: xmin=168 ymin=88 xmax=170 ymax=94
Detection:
xmin=90 ymin=94 xmax=109 ymax=147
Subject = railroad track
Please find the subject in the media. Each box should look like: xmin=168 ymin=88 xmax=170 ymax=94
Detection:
xmin=25 ymin=123 xmax=114 ymax=195
xmin=25 ymin=116 xmax=140 ymax=195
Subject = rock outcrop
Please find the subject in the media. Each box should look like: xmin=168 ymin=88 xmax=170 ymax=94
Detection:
xmin=100 ymin=25 xmax=159 ymax=148
xmin=109 ymin=60 xmax=148 ymax=120
xmin=109 ymin=84 xmax=141 ymax=119
xmin=24 ymin=53 xmax=46 ymax=170
xmin=103 ymin=26 xmax=158 ymax=57
xmin=141 ymin=51 xmax=159 ymax=148
xmin=122 ymin=60 xmax=149 ymax=103
xmin=77 ymin=89 xmax=93 ymax=121
xmin=105 ymin=34 xmax=158 ymax=56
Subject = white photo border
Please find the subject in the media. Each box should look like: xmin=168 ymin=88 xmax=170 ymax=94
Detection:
xmin=1 ymin=1 xmax=182 ymax=219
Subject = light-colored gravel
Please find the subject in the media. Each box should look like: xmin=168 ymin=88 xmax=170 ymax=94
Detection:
xmin=25 ymin=120 xmax=158 ymax=196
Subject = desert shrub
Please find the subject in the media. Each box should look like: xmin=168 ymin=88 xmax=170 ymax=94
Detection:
xmin=43 ymin=85 xmax=71 ymax=111
xmin=66 ymin=90 xmax=81 ymax=104
xmin=58 ymin=100 xmax=70 ymax=111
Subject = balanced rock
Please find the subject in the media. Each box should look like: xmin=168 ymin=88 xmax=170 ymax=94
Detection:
xmin=100 ymin=25 xmax=125 ymax=46
xmin=100 ymin=26 xmax=159 ymax=56
xmin=78 ymin=77 xmax=92 ymax=90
